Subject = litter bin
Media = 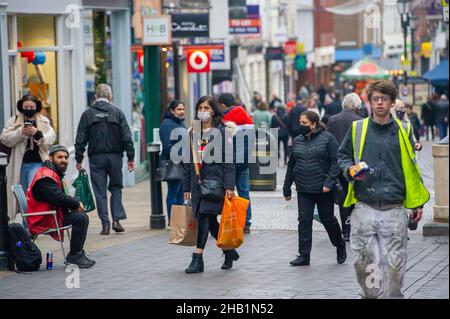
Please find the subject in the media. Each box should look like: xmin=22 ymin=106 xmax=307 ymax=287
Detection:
xmin=249 ymin=130 xmax=277 ymax=191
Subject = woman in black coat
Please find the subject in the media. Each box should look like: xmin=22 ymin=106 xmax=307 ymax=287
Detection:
xmin=159 ymin=100 xmax=187 ymax=224
xmin=283 ymin=110 xmax=346 ymax=266
xmin=183 ymin=96 xmax=237 ymax=274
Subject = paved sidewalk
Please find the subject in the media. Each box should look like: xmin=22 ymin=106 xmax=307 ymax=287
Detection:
xmin=0 ymin=231 xmax=447 ymax=299
xmin=0 ymin=141 xmax=447 ymax=298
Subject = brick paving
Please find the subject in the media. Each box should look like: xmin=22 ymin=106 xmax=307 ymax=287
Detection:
xmin=0 ymin=142 xmax=447 ymax=299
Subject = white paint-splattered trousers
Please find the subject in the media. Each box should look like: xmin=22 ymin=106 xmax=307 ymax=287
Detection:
xmin=350 ymin=202 xmax=409 ymax=299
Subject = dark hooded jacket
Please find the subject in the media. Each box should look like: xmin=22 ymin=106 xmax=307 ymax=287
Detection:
xmin=75 ymin=100 xmax=134 ymax=163
xmin=159 ymin=111 xmax=186 ymax=161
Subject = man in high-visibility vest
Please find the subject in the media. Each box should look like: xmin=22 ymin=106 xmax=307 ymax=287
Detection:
xmin=338 ymin=80 xmax=429 ymax=299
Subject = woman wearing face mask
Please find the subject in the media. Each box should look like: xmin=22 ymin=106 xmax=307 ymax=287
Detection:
xmin=183 ymin=96 xmax=236 ymax=274
xmin=0 ymin=95 xmax=56 ymax=222
xmin=283 ymin=111 xmax=346 ymax=266
xmin=159 ymin=100 xmax=187 ymax=224
xmin=394 ymin=99 xmax=422 ymax=151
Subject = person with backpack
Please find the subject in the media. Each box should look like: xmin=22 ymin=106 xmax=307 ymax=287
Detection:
xmin=26 ymin=145 xmax=95 ymax=268
xmin=0 ymin=94 xmax=56 ymax=222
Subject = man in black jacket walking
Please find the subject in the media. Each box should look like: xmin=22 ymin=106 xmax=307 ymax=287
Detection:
xmin=327 ymin=93 xmax=362 ymax=241
xmin=75 ymin=84 xmax=135 ymax=235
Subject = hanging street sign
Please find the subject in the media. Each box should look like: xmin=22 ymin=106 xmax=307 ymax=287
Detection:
xmin=142 ymin=15 xmax=172 ymax=45
xmin=186 ymin=48 xmax=211 ymax=73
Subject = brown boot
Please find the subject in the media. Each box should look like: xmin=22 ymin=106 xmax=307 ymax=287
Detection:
xmin=112 ymin=220 xmax=125 ymax=233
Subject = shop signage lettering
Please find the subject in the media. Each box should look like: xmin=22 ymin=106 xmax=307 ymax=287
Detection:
xmin=143 ymin=15 xmax=172 ymax=45
xmin=171 ymin=14 xmax=209 ymax=38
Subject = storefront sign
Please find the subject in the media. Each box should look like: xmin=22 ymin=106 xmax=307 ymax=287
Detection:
xmin=186 ymin=40 xmax=231 ymax=70
xmin=443 ymin=0 xmax=449 ymax=22
xmin=284 ymin=41 xmax=297 ymax=57
xmin=229 ymin=4 xmax=261 ymax=36
xmin=133 ymin=0 xmax=163 ymax=39
xmin=171 ymin=13 xmax=209 ymax=38
xmin=186 ymin=48 xmax=211 ymax=73
xmin=295 ymin=55 xmax=307 ymax=72
xmin=143 ymin=15 xmax=172 ymax=45
xmin=265 ymin=47 xmax=284 ymax=61
xmin=421 ymin=42 xmax=433 ymax=58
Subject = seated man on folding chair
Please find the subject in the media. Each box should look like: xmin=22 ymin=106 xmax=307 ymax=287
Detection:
xmin=26 ymin=145 xmax=95 ymax=268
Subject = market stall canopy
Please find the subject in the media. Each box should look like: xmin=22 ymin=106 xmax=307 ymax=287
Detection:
xmin=340 ymin=58 xmax=390 ymax=81
xmin=423 ymin=59 xmax=449 ymax=86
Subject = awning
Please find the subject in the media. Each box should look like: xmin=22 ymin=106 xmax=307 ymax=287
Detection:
xmin=423 ymin=60 xmax=449 ymax=86
xmin=335 ymin=47 xmax=383 ymax=62
xmin=340 ymin=58 xmax=390 ymax=80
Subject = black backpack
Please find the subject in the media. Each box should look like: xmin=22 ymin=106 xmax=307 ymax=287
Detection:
xmin=7 ymin=223 xmax=42 ymax=272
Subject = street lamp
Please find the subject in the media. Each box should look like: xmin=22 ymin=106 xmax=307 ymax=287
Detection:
xmin=410 ymin=15 xmax=418 ymax=73
xmin=397 ymin=0 xmax=412 ymax=63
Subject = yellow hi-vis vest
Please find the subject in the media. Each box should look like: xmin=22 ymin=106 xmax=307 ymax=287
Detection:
xmin=343 ymin=118 xmax=430 ymax=209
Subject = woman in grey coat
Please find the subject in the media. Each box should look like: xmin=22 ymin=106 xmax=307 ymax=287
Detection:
xmin=183 ymin=96 xmax=237 ymax=274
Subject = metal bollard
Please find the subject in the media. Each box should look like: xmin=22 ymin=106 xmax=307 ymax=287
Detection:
xmin=147 ymin=143 xmax=165 ymax=229
xmin=0 ymin=153 xmax=11 ymax=270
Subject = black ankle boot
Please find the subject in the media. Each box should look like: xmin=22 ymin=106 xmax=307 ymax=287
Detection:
xmin=185 ymin=253 xmax=204 ymax=273
xmin=221 ymin=249 xmax=240 ymax=270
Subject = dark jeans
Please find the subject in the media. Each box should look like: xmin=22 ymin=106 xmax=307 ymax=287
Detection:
xmin=437 ymin=122 xmax=448 ymax=140
xmin=297 ymin=192 xmax=345 ymax=256
xmin=197 ymin=214 xmax=220 ymax=249
xmin=425 ymin=124 xmax=435 ymax=141
xmin=338 ymin=174 xmax=354 ymax=235
xmin=236 ymin=165 xmax=252 ymax=226
xmin=278 ymin=136 xmax=289 ymax=164
xmin=166 ymin=180 xmax=184 ymax=224
xmin=89 ymin=153 xmax=127 ymax=227
xmin=63 ymin=212 xmax=89 ymax=255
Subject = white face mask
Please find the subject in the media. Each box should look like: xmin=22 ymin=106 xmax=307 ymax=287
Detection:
xmin=197 ymin=111 xmax=212 ymax=123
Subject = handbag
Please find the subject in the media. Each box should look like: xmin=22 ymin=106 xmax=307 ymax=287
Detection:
xmin=190 ymin=131 xmax=225 ymax=202
xmin=156 ymin=160 xmax=184 ymax=182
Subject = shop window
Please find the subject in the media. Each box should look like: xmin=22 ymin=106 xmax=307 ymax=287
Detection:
xmin=17 ymin=15 xmax=59 ymax=136
xmin=17 ymin=15 xmax=56 ymax=47
xmin=84 ymin=10 xmax=113 ymax=106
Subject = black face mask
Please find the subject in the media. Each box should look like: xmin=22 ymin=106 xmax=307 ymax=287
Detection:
xmin=299 ymin=124 xmax=312 ymax=136
xmin=22 ymin=109 xmax=37 ymax=118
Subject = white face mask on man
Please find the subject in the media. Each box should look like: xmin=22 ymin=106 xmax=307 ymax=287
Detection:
xmin=197 ymin=111 xmax=212 ymax=123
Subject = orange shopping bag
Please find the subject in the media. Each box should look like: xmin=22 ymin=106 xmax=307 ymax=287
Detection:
xmin=217 ymin=196 xmax=250 ymax=250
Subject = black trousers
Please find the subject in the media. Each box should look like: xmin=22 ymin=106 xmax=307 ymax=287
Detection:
xmin=278 ymin=136 xmax=289 ymax=164
xmin=297 ymin=192 xmax=344 ymax=256
xmin=425 ymin=124 xmax=435 ymax=141
xmin=338 ymin=174 xmax=354 ymax=235
xmin=63 ymin=212 xmax=89 ymax=255
xmin=196 ymin=214 xmax=220 ymax=249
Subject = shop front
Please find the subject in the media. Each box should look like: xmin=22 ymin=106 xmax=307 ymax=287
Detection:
xmin=0 ymin=0 xmax=85 ymax=150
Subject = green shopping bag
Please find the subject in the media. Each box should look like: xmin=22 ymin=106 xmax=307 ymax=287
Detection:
xmin=72 ymin=169 xmax=96 ymax=213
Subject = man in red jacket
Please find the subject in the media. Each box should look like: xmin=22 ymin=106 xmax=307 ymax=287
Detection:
xmin=27 ymin=145 xmax=95 ymax=268
xmin=218 ymin=93 xmax=254 ymax=233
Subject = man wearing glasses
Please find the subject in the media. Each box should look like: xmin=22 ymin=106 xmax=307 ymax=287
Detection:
xmin=338 ymin=80 xmax=429 ymax=299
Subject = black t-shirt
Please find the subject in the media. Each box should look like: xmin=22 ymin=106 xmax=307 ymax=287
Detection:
xmin=23 ymin=120 xmax=43 ymax=163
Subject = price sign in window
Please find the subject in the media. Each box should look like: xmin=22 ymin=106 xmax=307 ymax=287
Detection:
xmin=142 ymin=15 xmax=172 ymax=46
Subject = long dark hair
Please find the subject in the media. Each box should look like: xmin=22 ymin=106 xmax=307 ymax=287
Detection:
xmin=194 ymin=95 xmax=223 ymax=127
xmin=17 ymin=95 xmax=42 ymax=113
xmin=301 ymin=110 xmax=326 ymax=130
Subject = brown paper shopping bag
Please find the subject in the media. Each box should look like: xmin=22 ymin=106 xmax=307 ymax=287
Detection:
xmin=168 ymin=205 xmax=198 ymax=246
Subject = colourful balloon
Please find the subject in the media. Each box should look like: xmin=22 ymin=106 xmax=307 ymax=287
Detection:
xmin=32 ymin=51 xmax=46 ymax=65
